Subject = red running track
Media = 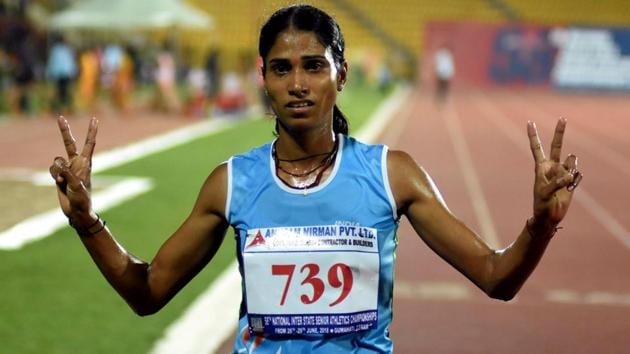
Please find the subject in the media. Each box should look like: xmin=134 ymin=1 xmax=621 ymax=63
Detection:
xmin=383 ymin=88 xmax=630 ymax=354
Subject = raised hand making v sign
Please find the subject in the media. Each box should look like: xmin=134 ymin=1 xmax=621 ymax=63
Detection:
xmin=49 ymin=116 xmax=100 ymax=233
xmin=527 ymin=118 xmax=583 ymax=239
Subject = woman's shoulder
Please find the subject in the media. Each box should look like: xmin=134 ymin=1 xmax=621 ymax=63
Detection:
xmin=385 ymin=149 xmax=441 ymax=208
xmin=343 ymin=134 xmax=387 ymax=155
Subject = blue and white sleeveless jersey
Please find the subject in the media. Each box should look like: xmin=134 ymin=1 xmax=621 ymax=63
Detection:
xmin=227 ymin=134 xmax=399 ymax=353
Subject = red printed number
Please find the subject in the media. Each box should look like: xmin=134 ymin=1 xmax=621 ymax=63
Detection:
xmin=272 ymin=263 xmax=354 ymax=307
xmin=271 ymin=264 xmax=296 ymax=306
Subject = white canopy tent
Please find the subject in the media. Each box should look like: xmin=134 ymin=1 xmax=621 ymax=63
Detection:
xmin=48 ymin=0 xmax=213 ymax=31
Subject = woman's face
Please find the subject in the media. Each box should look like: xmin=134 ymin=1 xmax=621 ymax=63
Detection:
xmin=264 ymin=29 xmax=346 ymax=135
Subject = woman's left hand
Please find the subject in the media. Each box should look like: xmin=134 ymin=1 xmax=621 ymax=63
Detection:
xmin=527 ymin=118 xmax=582 ymax=236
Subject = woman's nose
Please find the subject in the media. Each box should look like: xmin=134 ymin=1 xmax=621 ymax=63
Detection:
xmin=288 ymin=70 xmax=309 ymax=97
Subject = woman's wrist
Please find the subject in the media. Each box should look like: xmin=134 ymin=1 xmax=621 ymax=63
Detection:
xmin=69 ymin=211 xmax=106 ymax=237
xmin=69 ymin=210 xmax=98 ymax=228
xmin=525 ymin=217 xmax=561 ymax=241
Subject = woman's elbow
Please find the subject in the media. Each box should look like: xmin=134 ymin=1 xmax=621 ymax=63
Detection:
xmin=134 ymin=306 xmax=157 ymax=317
xmin=129 ymin=300 xmax=162 ymax=317
xmin=486 ymin=286 xmax=519 ymax=302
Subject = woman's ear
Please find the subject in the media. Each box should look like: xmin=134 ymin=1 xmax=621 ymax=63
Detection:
xmin=337 ymin=61 xmax=348 ymax=91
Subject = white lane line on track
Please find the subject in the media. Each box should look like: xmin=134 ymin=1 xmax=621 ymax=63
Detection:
xmin=378 ymin=88 xmax=416 ymax=146
xmin=355 ymin=85 xmax=413 ymax=143
xmin=395 ymin=280 xmax=471 ymax=301
xmin=395 ymin=280 xmax=630 ymax=307
xmin=474 ymin=94 xmax=630 ymax=250
xmin=546 ymin=289 xmax=630 ymax=307
xmin=149 ymin=85 xmax=412 ymax=354
xmin=442 ymin=101 xmax=500 ymax=248
xmin=0 ymin=177 xmax=153 ymax=250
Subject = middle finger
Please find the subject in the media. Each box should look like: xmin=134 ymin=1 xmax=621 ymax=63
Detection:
xmin=549 ymin=118 xmax=566 ymax=163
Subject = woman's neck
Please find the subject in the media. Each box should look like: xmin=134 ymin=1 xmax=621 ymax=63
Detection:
xmin=275 ymin=126 xmax=337 ymax=161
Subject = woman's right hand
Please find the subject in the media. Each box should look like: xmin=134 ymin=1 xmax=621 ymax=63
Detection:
xmin=49 ymin=116 xmax=99 ymax=225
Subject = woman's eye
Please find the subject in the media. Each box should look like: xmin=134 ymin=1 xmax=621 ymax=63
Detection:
xmin=271 ymin=64 xmax=290 ymax=74
xmin=305 ymin=61 xmax=324 ymax=71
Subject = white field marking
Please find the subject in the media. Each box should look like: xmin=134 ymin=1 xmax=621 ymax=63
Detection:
xmin=149 ymin=86 xmax=411 ymax=354
xmin=151 ymin=262 xmax=242 ymax=354
xmin=442 ymin=101 xmax=500 ymax=248
xmin=0 ymin=117 xmax=244 ymax=251
xmin=0 ymin=177 xmax=153 ymax=250
xmin=474 ymin=94 xmax=630 ymax=250
xmin=378 ymin=88 xmax=416 ymax=146
xmin=355 ymin=85 xmax=412 ymax=143
xmin=91 ymin=118 xmax=236 ymax=173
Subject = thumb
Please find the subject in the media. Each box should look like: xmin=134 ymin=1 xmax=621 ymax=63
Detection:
xmin=50 ymin=157 xmax=67 ymax=187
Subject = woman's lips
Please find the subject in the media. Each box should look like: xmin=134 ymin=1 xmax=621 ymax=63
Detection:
xmin=285 ymin=100 xmax=315 ymax=115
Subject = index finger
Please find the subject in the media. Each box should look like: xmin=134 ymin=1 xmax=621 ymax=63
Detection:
xmin=57 ymin=116 xmax=78 ymax=158
xmin=527 ymin=121 xmax=545 ymax=163
xmin=549 ymin=118 xmax=567 ymax=162
xmin=80 ymin=117 xmax=99 ymax=159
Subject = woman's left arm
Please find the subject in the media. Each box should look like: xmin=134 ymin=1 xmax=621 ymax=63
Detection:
xmin=388 ymin=118 xmax=582 ymax=301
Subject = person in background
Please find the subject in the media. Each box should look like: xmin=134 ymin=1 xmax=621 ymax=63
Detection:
xmin=154 ymin=43 xmax=181 ymax=113
xmin=77 ymin=45 xmax=100 ymax=114
xmin=47 ymin=34 xmax=77 ymax=115
xmin=434 ymin=44 xmax=454 ymax=104
xmin=111 ymin=47 xmax=134 ymax=113
xmin=186 ymin=67 xmax=208 ymax=117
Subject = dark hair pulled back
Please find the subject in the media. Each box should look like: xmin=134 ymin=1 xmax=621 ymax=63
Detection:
xmin=259 ymin=5 xmax=348 ymax=135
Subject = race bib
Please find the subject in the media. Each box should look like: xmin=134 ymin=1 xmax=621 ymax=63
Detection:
xmin=243 ymin=225 xmax=380 ymax=336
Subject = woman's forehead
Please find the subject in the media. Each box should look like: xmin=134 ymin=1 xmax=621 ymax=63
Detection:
xmin=267 ymin=29 xmax=328 ymax=59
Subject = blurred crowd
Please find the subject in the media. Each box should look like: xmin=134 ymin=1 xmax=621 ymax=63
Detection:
xmin=0 ymin=1 xmax=398 ymax=121
xmin=0 ymin=4 xmax=260 ymax=120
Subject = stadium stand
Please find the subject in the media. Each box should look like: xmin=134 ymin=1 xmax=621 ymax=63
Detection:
xmin=502 ymin=0 xmax=630 ymax=26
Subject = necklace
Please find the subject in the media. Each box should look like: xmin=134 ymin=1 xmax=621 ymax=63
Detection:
xmin=273 ymin=139 xmax=339 ymax=189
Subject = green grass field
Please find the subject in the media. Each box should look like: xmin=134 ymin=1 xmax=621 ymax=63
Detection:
xmin=0 ymin=82 xmax=392 ymax=354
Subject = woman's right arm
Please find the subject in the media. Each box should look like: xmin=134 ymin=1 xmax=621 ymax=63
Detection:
xmin=49 ymin=117 xmax=229 ymax=316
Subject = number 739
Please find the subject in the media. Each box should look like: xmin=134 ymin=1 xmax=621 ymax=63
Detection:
xmin=272 ymin=263 xmax=354 ymax=307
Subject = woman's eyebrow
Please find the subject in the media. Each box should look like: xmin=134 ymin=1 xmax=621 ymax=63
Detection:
xmin=301 ymin=55 xmax=327 ymax=60
xmin=269 ymin=58 xmax=290 ymax=64
xmin=269 ymin=55 xmax=326 ymax=63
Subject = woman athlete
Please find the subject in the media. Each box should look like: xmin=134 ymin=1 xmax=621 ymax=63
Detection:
xmin=49 ymin=5 xmax=582 ymax=353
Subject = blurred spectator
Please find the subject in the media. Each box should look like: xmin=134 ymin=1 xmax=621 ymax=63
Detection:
xmin=7 ymin=31 xmax=36 ymax=116
xmin=434 ymin=45 xmax=455 ymax=103
xmin=215 ymin=71 xmax=247 ymax=114
xmin=77 ymin=45 xmax=100 ymax=113
xmin=102 ymin=44 xmax=123 ymax=90
xmin=46 ymin=34 xmax=77 ymax=115
xmin=186 ymin=67 xmax=208 ymax=117
xmin=154 ymin=44 xmax=181 ymax=113
xmin=112 ymin=48 xmax=134 ymax=113
xmin=205 ymin=48 xmax=220 ymax=99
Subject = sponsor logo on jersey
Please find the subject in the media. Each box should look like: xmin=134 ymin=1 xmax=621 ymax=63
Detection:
xmin=246 ymin=230 xmax=266 ymax=249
